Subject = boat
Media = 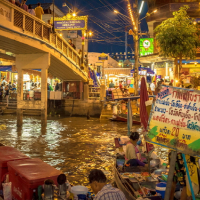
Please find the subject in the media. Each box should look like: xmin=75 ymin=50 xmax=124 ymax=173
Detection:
xmin=110 ymin=113 xmax=141 ymax=125
xmin=108 ymin=95 xmax=154 ymax=124
xmin=113 ymin=138 xmax=164 ymax=200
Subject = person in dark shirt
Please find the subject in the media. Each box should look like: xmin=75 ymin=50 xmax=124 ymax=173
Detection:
xmin=68 ymin=39 xmax=76 ymax=49
xmin=55 ymin=82 xmax=59 ymax=91
xmin=5 ymin=85 xmax=9 ymax=107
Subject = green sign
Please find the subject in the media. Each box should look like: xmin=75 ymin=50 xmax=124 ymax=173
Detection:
xmin=140 ymin=38 xmax=154 ymax=56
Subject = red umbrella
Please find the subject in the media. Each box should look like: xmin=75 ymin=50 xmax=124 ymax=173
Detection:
xmin=140 ymin=77 xmax=149 ymax=130
xmin=140 ymin=77 xmax=154 ymax=152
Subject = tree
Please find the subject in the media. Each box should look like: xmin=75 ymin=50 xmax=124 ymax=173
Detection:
xmin=154 ymin=5 xmax=200 ymax=79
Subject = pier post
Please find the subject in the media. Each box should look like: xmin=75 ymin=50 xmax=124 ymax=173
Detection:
xmin=84 ymin=83 xmax=89 ymax=101
xmin=100 ymin=85 xmax=106 ymax=101
xmin=17 ymin=109 xmax=23 ymax=127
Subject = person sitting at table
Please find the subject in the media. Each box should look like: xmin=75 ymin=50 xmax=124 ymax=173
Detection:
xmin=125 ymin=132 xmax=146 ymax=167
xmin=119 ymin=81 xmax=125 ymax=93
xmin=109 ymin=80 xmax=115 ymax=88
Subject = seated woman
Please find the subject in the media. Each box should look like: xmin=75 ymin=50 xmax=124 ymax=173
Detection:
xmin=125 ymin=132 xmax=146 ymax=167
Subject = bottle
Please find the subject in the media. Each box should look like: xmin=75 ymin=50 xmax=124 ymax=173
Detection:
xmin=32 ymin=189 xmax=37 ymax=200
xmin=87 ymin=192 xmax=92 ymax=200
xmin=69 ymin=192 xmax=74 ymax=200
xmin=161 ymin=163 xmax=167 ymax=169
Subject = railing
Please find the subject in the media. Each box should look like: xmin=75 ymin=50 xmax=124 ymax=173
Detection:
xmin=0 ymin=0 xmax=81 ymax=68
xmin=89 ymin=87 xmax=100 ymax=100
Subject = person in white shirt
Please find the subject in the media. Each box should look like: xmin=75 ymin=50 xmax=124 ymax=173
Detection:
xmin=28 ymin=4 xmax=36 ymax=16
xmin=150 ymin=81 xmax=156 ymax=94
xmin=2 ymin=78 xmax=7 ymax=85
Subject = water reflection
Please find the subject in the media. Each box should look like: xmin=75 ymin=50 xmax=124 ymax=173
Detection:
xmin=0 ymin=115 xmax=129 ymax=186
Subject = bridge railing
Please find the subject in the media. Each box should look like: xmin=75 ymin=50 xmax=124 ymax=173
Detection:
xmin=0 ymin=0 xmax=81 ymax=68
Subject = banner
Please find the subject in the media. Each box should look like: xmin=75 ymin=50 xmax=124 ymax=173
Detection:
xmin=146 ymin=86 xmax=200 ymax=157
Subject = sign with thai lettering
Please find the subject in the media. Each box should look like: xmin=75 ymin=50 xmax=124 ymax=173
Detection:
xmin=98 ymin=53 xmax=108 ymax=61
xmin=140 ymin=38 xmax=154 ymax=56
xmin=53 ymin=15 xmax=88 ymax=31
xmin=146 ymin=86 xmax=200 ymax=157
xmin=54 ymin=20 xmax=85 ymax=30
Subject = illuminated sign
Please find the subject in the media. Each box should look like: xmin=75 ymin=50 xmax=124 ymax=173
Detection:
xmin=52 ymin=14 xmax=88 ymax=31
xmin=140 ymin=38 xmax=154 ymax=56
xmin=146 ymin=86 xmax=200 ymax=157
xmin=98 ymin=53 xmax=108 ymax=61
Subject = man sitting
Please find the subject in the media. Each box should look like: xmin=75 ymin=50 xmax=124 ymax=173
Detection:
xmin=89 ymin=169 xmax=126 ymax=200
xmin=109 ymin=80 xmax=115 ymax=88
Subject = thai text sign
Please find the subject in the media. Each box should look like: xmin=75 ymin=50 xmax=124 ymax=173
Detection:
xmin=54 ymin=20 xmax=85 ymax=30
xmin=146 ymin=86 xmax=200 ymax=157
xmin=98 ymin=53 xmax=108 ymax=61
xmin=98 ymin=56 xmax=108 ymax=61
xmin=53 ymin=15 xmax=88 ymax=31
xmin=140 ymin=38 xmax=154 ymax=56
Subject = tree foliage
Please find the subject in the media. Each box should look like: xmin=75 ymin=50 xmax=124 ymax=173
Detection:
xmin=154 ymin=5 xmax=200 ymax=79
xmin=155 ymin=5 xmax=200 ymax=60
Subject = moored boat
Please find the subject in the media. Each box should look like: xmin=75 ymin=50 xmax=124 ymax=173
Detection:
xmin=113 ymin=138 xmax=165 ymax=200
xmin=110 ymin=114 xmax=141 ymax=125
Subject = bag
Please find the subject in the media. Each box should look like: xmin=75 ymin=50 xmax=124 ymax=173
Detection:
xmin=2 ymin=182 xmax=12 ymax=200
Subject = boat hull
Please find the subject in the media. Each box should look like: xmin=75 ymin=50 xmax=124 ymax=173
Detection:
xmin=110 ymin=115 xmax=141 ymax=125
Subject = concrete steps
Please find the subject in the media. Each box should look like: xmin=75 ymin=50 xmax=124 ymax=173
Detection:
xmin=0 ymin=99 xmax=41 ymax=116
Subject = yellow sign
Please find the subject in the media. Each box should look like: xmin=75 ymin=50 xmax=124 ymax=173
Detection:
xmin=98 ymin=53 xmax=108 ymax=61
xmin=146 ymin=86 xmax=200 ymax=157
xmin=52 ymin=14 xmax=88 ymax=31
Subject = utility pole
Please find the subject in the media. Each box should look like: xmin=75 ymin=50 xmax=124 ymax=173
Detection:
xmin=81 ymin=30 xmax=86 ymax=70
xmin=52 ymin=0 xmax=55 ymax=33
xmin=134 ymin=0 xmax=139 ymax=96
xmin=125 ymin=27 xmax=128 ymax=56
xmin=128 ymin=0 xmax=140 ymax=95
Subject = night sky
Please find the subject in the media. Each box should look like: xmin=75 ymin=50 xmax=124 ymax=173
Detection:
xmin=26 ymin=0 xmax=148 ymax=53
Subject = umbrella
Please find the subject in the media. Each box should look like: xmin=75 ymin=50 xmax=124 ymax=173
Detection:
xmin=140 ymin=77 xmax=149 ymax=130
xmin=140 ymin=77 xmax=154 ymax=152
xmin=127 ymin=99 xmax=132 ymax=136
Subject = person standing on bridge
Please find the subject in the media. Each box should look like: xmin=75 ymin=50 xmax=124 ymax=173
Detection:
xmin=68 ymin=39 xmax=76 ymax=49
xmin=21 ymin=0 xmax=28 ymax=12
xmin=28 ymin=5 xmax=36 ymax=16
xmin=35 ymin=3 xmax=44 ymax=20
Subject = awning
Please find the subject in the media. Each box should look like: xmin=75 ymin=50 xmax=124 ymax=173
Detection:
xmin=104 ymin=68 xmax=131 ymax=76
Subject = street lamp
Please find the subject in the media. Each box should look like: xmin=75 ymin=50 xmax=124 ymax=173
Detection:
xmin=62 ymin=2 xmax=73 ymax=12
xmin=86 ymin=31 xmax=93 ymax=65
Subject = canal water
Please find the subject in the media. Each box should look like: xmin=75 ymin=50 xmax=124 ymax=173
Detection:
xmin=0 ymin=115 xmax=135 ymax=187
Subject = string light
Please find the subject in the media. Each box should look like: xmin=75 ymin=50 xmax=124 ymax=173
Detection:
xmin=127 ymin=0 xmax=136 ymax=30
